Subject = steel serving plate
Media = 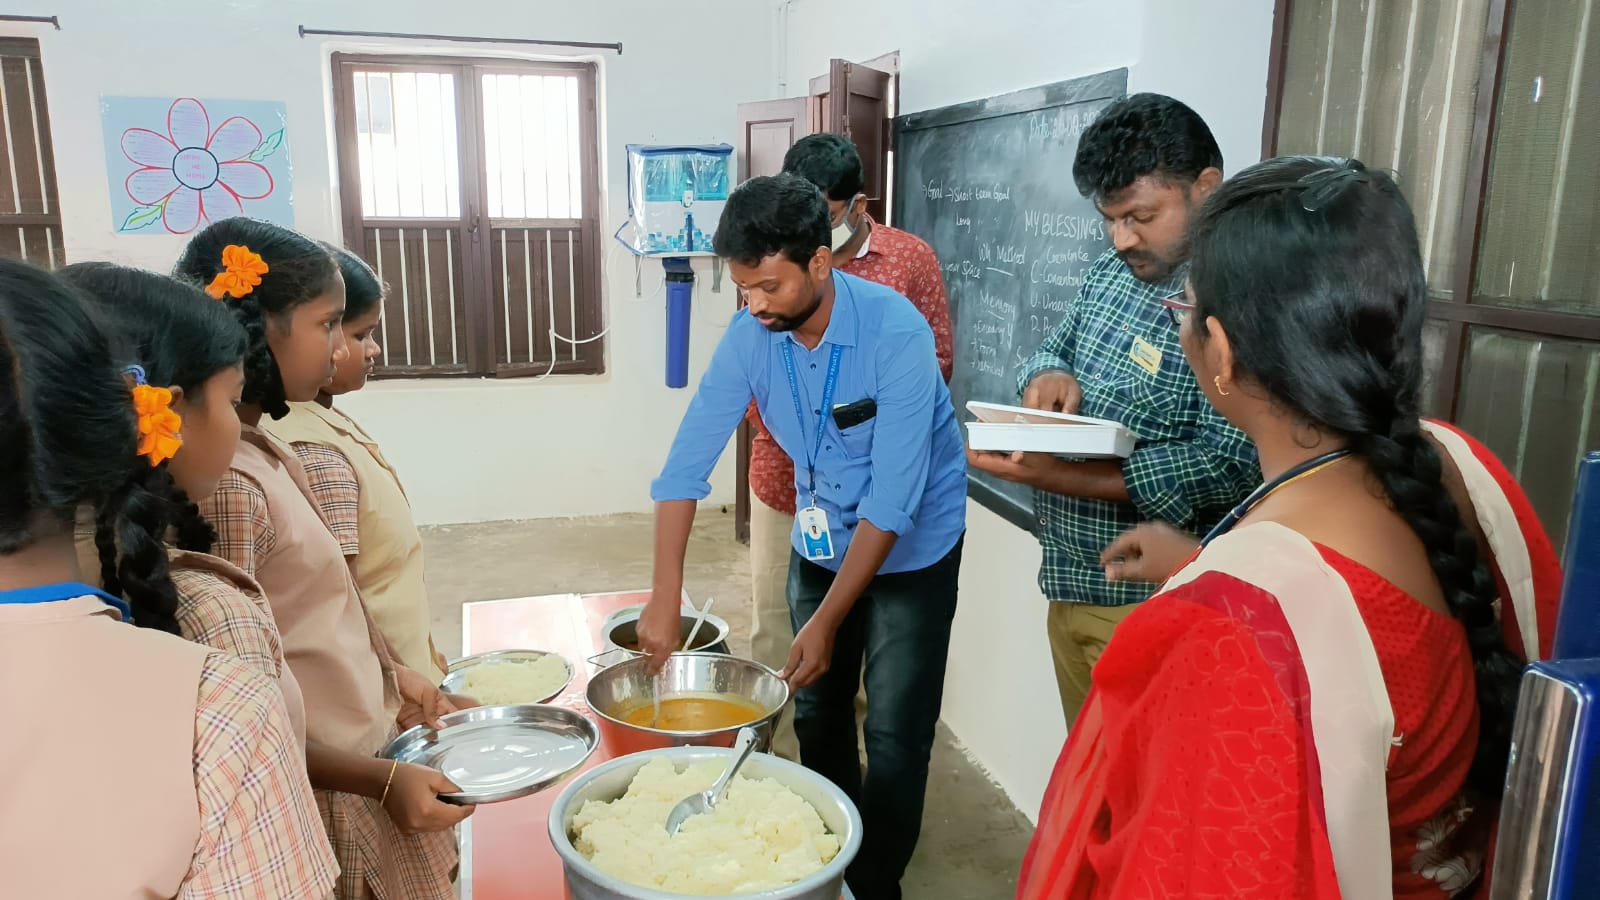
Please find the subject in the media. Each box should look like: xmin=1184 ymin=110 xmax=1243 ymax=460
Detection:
xmin=441 ymin=649 xmax=575 ymax=704
xmin=382 ymin=704 xmax=598 ymax=804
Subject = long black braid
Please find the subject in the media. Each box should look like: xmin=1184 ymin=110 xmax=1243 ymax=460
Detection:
xmin=94 ymin=467 xmax=183 ymax=635
xmin=60 ymin=263 xmax=245 ymax=633
xmin=1188 ymin=156 xmax=1523 ymax=796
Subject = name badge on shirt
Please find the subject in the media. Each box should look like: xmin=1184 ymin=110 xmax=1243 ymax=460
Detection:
xmin=798 ymin=507 xmax=835 ymax=561
xmin=1129 ymin=336 xmax=1163 ymax=375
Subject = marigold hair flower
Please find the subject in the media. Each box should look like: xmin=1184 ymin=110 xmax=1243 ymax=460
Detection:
xmin=205 ymin=244 xmax=269 ymax=300
xmin=126 ymin=365 xmax=183 ymax=466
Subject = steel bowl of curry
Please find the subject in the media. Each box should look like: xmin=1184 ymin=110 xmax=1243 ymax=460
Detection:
xmin=585 ymin=653 xmax=790 ymax=755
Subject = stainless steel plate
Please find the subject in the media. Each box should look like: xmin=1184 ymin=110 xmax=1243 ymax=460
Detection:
xmin=441 ymin=649 xmax=575 ymax=704
xmin=382 ymin=704 xmax=599 ymax=804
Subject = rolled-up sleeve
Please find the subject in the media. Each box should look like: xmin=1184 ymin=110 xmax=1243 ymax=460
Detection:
xmin=857 ymin=325 xmax=940 ymax=535
xmin=651 ymin=315 xmax=755 ymax=502
xmin=1122 ymin=398 xmax=1258 ymax=527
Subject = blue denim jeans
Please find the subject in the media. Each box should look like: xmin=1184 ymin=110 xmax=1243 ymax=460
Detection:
xmin=788 ymin=536 xmax=964 ymax=900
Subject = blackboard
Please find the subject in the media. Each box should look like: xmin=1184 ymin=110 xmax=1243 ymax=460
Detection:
xmin=893 ymin=69 xmax=1126 ymax=532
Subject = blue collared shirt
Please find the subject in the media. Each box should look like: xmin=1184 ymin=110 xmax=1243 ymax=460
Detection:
xmin=653 ymin=270 xmax=967 ymax=574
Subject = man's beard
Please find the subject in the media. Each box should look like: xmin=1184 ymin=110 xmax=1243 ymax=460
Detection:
xmin=1118 ymin=246 xmax=1186 ymax=283
xmin=1119 ymin=196 xmax=1196 ymax=283
xmin=759 ymin=284 xmax=824 ymax=332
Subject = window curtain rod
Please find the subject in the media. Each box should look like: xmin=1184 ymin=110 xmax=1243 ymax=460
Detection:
xmin=297 ymin=26 xmax=620 ymax=54
xmin=0 ymin=15 xmax=59 ymax=29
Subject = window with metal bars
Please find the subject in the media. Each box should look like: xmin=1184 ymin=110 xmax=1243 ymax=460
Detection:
xmin=1265 ymin=0 xmax=1600 ymax=547
xmin=0 ymin=37 xmax=63 ymax=267
xmin=331 ymin=54 xmax=604 ymax=378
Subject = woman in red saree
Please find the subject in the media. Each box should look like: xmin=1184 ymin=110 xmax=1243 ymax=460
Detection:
xmin=1016 ymin=157 xmax=1562 ymax=900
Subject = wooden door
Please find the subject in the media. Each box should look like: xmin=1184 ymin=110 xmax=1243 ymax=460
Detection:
xmin=732 ymin=97 xmax=816 ymax=543
xmin=737 ymin=97 xmax=817 ymax=182
xmin=810 ymin=55 xmax=897 ymax=224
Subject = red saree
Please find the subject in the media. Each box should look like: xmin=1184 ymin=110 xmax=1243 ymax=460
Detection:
xmin=1016 ymin=421 xmax=1561 ymax=900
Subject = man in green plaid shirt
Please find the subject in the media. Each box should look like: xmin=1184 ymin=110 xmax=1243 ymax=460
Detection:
xmin=969 ymin=94 xmax=1258 ymax=725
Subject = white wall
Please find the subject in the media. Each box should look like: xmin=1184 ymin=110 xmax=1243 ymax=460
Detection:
xmin=17 ymin=0 xmax=1278 ymax=823
xmin=12 ymin=0 xmax=781 ymax=525
xmin=781 ymin=0 xmax=1277 ymax=820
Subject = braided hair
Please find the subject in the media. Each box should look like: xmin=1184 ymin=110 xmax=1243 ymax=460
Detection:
xmin=0 ymin=260 xmax=138 ymax=565
xmin=1187 ymin=155 xmax=1523 ymax=796
xmin=61 ymin=263 xmax=248 ymax=635
xmin=174 ymin=218 xmax=337 ymax=420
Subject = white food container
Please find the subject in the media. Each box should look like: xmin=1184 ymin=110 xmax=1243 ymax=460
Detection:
xmin=963 ymin=400 xmax=1137 ymax=458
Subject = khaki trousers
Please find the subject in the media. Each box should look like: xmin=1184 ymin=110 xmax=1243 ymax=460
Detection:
xmin=1046 ymin=599 xmax=1142 ymax=727
xmin=749 ymin=491 xmax=802 ymax=760
xmin=749 ymin=489 xmax=871 ymax=760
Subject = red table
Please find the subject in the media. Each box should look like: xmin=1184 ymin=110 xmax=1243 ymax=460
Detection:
xmin=458 ymin=591 xmax=854 ymax=900
xmin=458 ymin=589 xmax=645 ymax=900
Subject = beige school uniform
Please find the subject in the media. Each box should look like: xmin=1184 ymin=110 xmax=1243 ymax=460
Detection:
xmin=0 ymin=594 xmax=336 ymax=899
xmin=68 ymin=494 xmax=310 ymax=748
xmin=200 ymin=426 xmax=456 ymax=900
xmin=266 ymin=402 xmax=445 ymax=683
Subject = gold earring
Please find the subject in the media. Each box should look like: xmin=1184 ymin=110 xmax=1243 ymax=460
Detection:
xmin=1214 ymin=375 xmax=1231 ymax=397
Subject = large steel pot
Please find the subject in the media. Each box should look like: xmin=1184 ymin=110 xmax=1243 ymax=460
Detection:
xmin=548 ymin=746 xmax=862 ymax=900
xmin=585 ymin=652 xmax=788 ymax=755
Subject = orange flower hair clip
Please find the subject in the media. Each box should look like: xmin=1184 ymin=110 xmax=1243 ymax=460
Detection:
xmin=126 ymin=365 xmax=183 ymax=467
xmin=205 ymin=244 xmax=269 ymax=300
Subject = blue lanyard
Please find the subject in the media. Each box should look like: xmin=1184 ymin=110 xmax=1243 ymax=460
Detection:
xmin=0 ymin=581 xmax=130 ymax=621
xmin=780 ymin=340 xmax=843 ymax=508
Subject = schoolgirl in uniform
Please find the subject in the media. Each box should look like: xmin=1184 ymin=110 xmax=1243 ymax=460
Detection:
xmin=176 ymin=219 xmax=469 ymax=900
xmin=64 ymin=263 xmax=314 ymax=748
xmin=0 ymin=259 xmax=335 ymax=899
xmin=265 ymin=247 xmax=450 ymax=685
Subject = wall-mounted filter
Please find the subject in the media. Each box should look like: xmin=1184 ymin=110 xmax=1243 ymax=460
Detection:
xmin=664 ymin=258 xmax=694 ymax=389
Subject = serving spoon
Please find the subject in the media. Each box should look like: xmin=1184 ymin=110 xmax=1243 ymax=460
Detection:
xmin=665 ymin=726 xmax=757 ymax=835
xmin=652 ymin=596 xmax=715 ymax=727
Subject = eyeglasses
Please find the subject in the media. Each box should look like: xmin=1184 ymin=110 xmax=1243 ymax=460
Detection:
xmin=1160 ymin=290 xmax=1195 ymax=328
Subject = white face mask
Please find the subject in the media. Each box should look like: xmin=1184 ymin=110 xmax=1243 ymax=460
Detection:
xmin=831 ymin=196 xmax=863 ymax=251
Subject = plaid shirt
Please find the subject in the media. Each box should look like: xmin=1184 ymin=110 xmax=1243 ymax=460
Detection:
xmin=188 ymin=653 xmax=338 ymax=900
xmin=203 ymin=431 xmax=457 ymax=898
xmin=169 ymin=549 xmax=310 ymax=751
xmin=290 ymin=442 xmax=362 ymax=556
xmin=1018 ymin=248 xmax=1257 ymax=606
xmin=170 ymin=553 xmax=287 ymax=692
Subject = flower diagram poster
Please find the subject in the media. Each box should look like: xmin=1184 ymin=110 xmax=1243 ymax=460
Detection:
xmin=101 ymin=97 xmax=292 ymax=235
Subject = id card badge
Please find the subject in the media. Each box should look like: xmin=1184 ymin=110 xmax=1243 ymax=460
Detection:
xmin=798 ymin=506 xmax=835 ymax=561
xmin=1129 ymin=336 xmax=1163 ymax=375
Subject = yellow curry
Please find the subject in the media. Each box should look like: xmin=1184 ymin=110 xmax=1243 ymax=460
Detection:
xmin=618 ymin=693 xmax=765 ymax=731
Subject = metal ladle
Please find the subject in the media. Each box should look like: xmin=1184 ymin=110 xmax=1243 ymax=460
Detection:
xmin=665 ymin=726 xmax=756 ymax=834
xmin=652 ymin=596 xmax=715 ymax=727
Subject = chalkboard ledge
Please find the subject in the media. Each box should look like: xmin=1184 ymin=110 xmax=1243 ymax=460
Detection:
xmin=967 ymin=477 xmax=1039 ymax=534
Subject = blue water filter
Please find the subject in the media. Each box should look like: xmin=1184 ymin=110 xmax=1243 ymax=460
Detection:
xmin=1555 ymin=451 xmax=1600 ymax=660
xmin=664 ymin=257 xmax=694 ymax=389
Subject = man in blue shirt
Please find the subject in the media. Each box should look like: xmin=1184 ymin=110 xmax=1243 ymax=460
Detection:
xmin=641 ymin=174 xmax=967 ymax=900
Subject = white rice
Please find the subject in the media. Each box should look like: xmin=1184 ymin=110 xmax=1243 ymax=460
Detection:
xmin=456 ymin=655 xmax=569 ymax=706
xmin=572 ymin=758 xmax=841 ymax=895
